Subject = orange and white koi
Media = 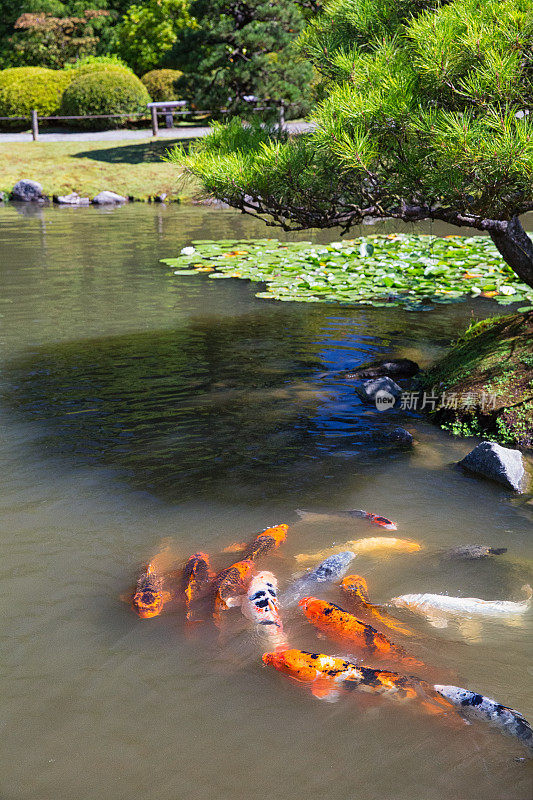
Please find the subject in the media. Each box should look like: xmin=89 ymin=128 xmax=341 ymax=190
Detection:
xmin=299 ymin=597 xmax=424 ymax=668
xmin=181 ymin=552 xmax=214 ymax=621
xmin=340 ymin=575 xmax=415 ymax=637
xmin=295 ymin=536 xmax=420 ymax=566
xmin=212 ymin=559 xmax=255 ymax=620
xmin=222 ymin=524 xmax=288 ymax=560
xmin=262 ymin=649 xmax=432 ymax=704
xmin=296 ymin=509 xmax=397 ymax=530
xmin=131 ymin=563 xmax=172 ymax=619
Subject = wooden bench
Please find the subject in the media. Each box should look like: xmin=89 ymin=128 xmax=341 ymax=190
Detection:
xmin=147 ymin=101 xmax=188 ymax=136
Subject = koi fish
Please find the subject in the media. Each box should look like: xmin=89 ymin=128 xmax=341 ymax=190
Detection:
xmin=296 ymin=509 xmax=397 ymax=530
xmin=262 ymin=649 xmax=429 ymax=704
xmin=444 ymin=545 xmax=507 ymax=560
xmin=212 ymin=559 xmax=255 ymax=619
xmin=295 ymin=536 xmax=420 ymax=565
xmin=238 ymin=571 xmax=282 ymax=626
xmin=280 ymin=551 xmax=355 ymax=608
xmin=181 ymin=552 xmax=214 ymax=622
xmin=240 ymin=524 xmax=288 ymax=560
xmin=340 ymin=575 xmax=415 ymax=637
xmin=131 ymin=563 xmax=172 ymax=619
xmin=299 ymin=597 xmax=424 ymax=668
xmin=434 ymin=685 xmax=533 ymax=753
xmin=391 ymin=584 xmax=532 ymax=628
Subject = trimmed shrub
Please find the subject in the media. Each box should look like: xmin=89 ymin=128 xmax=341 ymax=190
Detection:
xmin=65 ymin=55 xmax=135 ymax=78
xmin=0 ymin=66 xmax=71 ymax=120
xmin=141 ymin=69 xmax=183 ymax=102
xmin=60 ymin=70 xmax=150 ymax=128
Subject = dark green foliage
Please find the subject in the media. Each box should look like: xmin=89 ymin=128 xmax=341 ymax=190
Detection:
xmin=141 ymin=68 xmax=183 ymax=101
xmin=169 ymin=0 xmax=312 ymax=119
xmin=175 ymin=0 xmax=533 ymax=287
xmin=0 ymin=65 xmax=71 ymax=118
xmin=60 ymin=69 xmax=150 ymax=126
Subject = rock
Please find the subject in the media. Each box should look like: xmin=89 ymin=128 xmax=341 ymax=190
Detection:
xmin=458 ymin=441 xmax=527 ymax=492
xmin=155 ymin=193 xmax=167 ymax=203
xmin=92 ymin=191 xmax=127 ymax=205
xmin=11 ymin=179 xmax=44 ymax=202
xmin=53 ymin=192 xmax=90 ymax=206
xmin=386 ymin=427 xmax=413 ymax=445
xmin=356 ymin=377 xmax=403 ymax=408
xmin=346 ymin=358 xmax=420 ymax=379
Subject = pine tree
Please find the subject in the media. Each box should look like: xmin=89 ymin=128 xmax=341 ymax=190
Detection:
xmin=168 ymin=0 xmax=312 ymax=119
xmin=175 ymin=0 xmax=533 ymax=288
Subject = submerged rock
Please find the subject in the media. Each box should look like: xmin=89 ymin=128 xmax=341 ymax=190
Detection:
xmin=459 ymin=441 xmax=526 ymax=492
xmin=356 ymin=377 xmax=403 ymax=406
xmin=53 ymin=192 xmax=90 ymax=206
xmin=11 ymin=179 xmax=44 ymax=202
xmin=346 ymin=358 xmax=419 ymax=379
xmin=92 ymin=191 xmax=127 ymax=205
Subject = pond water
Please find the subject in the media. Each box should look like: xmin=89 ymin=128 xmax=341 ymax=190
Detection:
xmin=0 ymin=203 xmax=531 ymax=800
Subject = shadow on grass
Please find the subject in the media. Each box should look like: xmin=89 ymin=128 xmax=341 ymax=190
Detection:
xmin=71 ymin=138 xmax=197 ymax=165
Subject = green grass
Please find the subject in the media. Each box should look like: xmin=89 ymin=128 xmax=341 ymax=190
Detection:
xmin=0 ymin=139 xmax=197 ymax=200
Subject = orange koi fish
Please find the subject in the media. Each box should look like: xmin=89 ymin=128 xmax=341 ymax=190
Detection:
xmin=340 ymin=575 xmax=415 ymax=637
xmin=181 ymin=552 xmax=214 ymax=621
xmin=299 ymin=597 xmax=424 ymax=668
xmin=295 ymin=537 xmax=420 ymax=566
xmin=131 ymin=563 xmax=172 ymax=619
xmin=262 ymin=649 xmax=433 ymax=704
xmin=222 ymin=524 xmax=289 ymax=559
xmin=212 ymin=559 xmax=255 ymax=620
xmin=296 ymin=509 xmax=397 ymax=530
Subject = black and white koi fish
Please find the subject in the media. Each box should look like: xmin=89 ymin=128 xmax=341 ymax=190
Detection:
xmin=280 ymin=551 xmax=356 ymax=607
xmin=434 ymin=685 xmax=533 ymax=753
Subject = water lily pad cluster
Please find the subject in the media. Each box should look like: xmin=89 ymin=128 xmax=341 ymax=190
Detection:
xmin=161 ymin=234 xmax=533 ymax=311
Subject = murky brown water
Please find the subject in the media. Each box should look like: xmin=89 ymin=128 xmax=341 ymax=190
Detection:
xmin=0 ymin=203 xmax=531 ymax=800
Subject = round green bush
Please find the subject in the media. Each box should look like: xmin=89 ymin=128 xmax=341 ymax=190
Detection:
xmin=65 ymin=56 xmax=135 ymax=79
xmin=60 ymin=70 xmax=150 ymax=128
xmin=0 ymin=67 xmax=71 ymax=120
xmin=141 ymin=69 xmax=183 ymax=102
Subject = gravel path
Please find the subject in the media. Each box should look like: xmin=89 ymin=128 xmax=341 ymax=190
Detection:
xmin=0 ymin=121 xmax=312 ymax=143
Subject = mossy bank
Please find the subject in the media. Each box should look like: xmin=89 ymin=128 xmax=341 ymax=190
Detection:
xmin=420 ymin=312 xmax=533 ymax=448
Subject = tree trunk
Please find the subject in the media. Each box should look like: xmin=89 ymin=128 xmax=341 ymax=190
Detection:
xmin=489 ymin=216 xmax=533 ymax=290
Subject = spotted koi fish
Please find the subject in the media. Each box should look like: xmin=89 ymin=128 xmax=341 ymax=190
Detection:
xmin=280 ymin=551 xmax=355 ymax=608
xmin=299 ymin=597 xmax=424 ymax=668
xmin=262 ymin=649 xmax=429 ymax=704
xmin=181 ymin=552 xmax=214 ymax=622
xmin=212 ymin=559 xmax=255 ymax=620
xmin=131 ymin=563 xmax=172 ymax=619
xmin=340 ymin=575 xmax=415 ymax=637
xmin=296 ymin=509 xmax=397 ymax=530
xmin=434 ymin=685 xmax=533 ymax=753
xmin=241 ymin=524 xmax=289 ymax=560
xmin=295 ymin=537 xmax=420 ymax=566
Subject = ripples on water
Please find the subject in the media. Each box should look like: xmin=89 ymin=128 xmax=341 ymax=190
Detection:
xmin=0 ymin=204 xmax=531 ymax=800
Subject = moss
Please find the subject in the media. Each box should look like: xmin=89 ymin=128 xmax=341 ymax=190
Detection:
xmin=420 ymin=311 xmax=533 ymax=448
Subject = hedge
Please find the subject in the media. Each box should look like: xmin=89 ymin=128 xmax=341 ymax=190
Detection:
xmin=60 ymin=70 xmax=151 ymax=127
xmin=65 ymin=55 xmax=135 ymax=79
xmin=141 ymin=69 xmax=183 ymax=102
xmin=0 ymin=67 xmax=71 ymax=119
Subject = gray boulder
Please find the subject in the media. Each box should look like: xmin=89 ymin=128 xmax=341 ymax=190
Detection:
xmin=386 ymin=426 xmax=413 ymax=445
xmin=345 ymin=358 xmax=420 ymax=379
xmin=92 ymin=191 xmax=127 ymax=205
xmin=53 ymin=192 xmax=90 ymax=206
xmin=459 ymin=441 xmax=526 ymax=492
xmin=356 ymin=377 xmax=403 ymax=408
xmin=11 ymin=179 xmax=44 ymax=202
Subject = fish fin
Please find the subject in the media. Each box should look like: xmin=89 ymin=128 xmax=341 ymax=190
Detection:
xmin=425 ymin=613 xmax=449 ymax=629
xmin=225 ymin=595 xmax=243 ymax=608
xmin=521 ymin=584 xmax=532 ymax=603
xmin=458 ymin=619 xmax=482 ymax=643
xmin=311 ymin=681 xmax=340 ymax=701
xmin=119 ymin=592 xmax=132 ymax=603
xmin=295 ymin=509 xmax=321 ymax=522
xmin=221 ymin=542 xmax=247 ymax=554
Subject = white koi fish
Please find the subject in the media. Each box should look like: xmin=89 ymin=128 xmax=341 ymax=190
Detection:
xmin=234 ymin=571 xmax=287 ymax=648
xmin=391 ymin=585 xmax=532 ymax=628
xmin=434 ymin=685 xmax=533 ymax=753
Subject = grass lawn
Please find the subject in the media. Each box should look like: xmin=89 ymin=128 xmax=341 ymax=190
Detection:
xmin=0 ymin=138 xmax=197 ymax=200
